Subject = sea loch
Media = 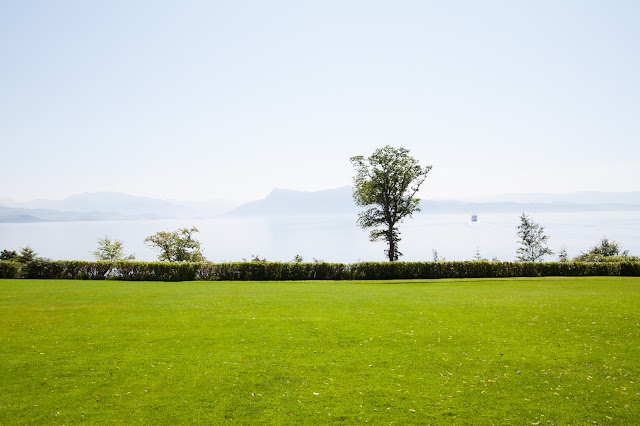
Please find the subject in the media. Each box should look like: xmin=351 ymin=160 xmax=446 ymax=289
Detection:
xmin=1 ymin=211 xmax=638 ymax=263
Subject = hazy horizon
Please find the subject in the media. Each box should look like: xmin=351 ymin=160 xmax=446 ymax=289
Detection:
xmin=3 ymin=186 xmax=640 ymax=206
xmin=2 ymin=211 xmax=640 ymax=263
xmin=2 ymin=1 xmax=639 ymax=203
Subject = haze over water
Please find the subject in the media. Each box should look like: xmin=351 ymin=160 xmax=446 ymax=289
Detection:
xmin=2 ymin=211 xmax=638 ymax=263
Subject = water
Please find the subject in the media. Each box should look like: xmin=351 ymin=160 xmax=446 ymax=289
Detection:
xmin=1 ymin=211 xmax=639 ymax=263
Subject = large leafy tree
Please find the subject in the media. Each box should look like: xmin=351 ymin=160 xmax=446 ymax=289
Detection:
xmin=92 ymin=235 xmax=135 ymax=261
xmin=144 ymin=227 xmax=206 ymax=262
xmin=516 ymin=213 xmax=553 ymax=261
xmin=351 ymin=146 xmax=432 ymax=261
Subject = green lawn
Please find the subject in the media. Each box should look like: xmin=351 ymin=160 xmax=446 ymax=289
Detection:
xmin=1 ymin=278 xmax=638 ymax=424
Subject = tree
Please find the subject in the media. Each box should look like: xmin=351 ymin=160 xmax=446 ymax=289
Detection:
xmin=516 ymin=213 xmax=553 ymax=262
xmin=572 ymin=237 xmax=634 ymax=262
xmin=15 ymin=246 xmax=38 ymax=263
xmin=557 ymin=245 xmax=568 ymax=262
xmin=144 ymin=227 xmax=206 ymax=262
xmin=472 ymin=247 xmax=487 ymax=262
xmin=432 ymin=249 xmax=445 ymax=262
xmin=351 ymin=146 xmax=432 ymax=261
xmin=92 ymin=235 xmax=135 ymax=261
xmin=586 ymin=237 xmax=622 ymax=257
xmin=0 ymin=249 xmax=18 ymax=261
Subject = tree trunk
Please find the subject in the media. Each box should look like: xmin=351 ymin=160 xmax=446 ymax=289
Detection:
xmin=388 ymin=226 xmax=395 ymax=262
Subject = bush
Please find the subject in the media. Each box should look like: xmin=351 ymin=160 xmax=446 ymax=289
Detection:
xmin=573 ymin=237 xmax=636 ymax=262
xmin=0 ymin=261 xmax=20 ymax=278
xmin=115 ymin=261 xmax=200 ymax=281
xmin=1 ymin=260 xmax=638 ymax=281
xmin=1 ymin=250 xmax=18 ymax=261
xmin=20 ymin=259 xmax=66 ymax=279
xmin=620 ymin=261 xmax=640 ymax=276
xmin=572 ymin=253 xmax=639 ymax=263
xmin=18 ymin=260 xmax=114 ymax=280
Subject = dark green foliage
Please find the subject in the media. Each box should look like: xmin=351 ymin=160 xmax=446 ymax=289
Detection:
xmin=0 ymin=261 xmax=20 ymax=278
xmin=620 ymin=261 xmax=640 ymax=276
xmin=14 ymin=260 xmax=200 ymax=281
xmin=573 ymin=237 xmax=635 ymax=262
xmin=20 ymin=259 xmax=65 ymax=279
xmin=587 ymin=237 xmax=621 ymax=257
xmin=351 ymin=146 xmax=432 ymax=261
xmin=1 ymin=250 xmax=18 ymax=261
xmin=16 ymin=246 xmax=37 ymax=263
xmin=3 ymin=260 xmax=639 ymax=281
xmin=116 ymin=261 xmax=200 ymax=281
xmin=19 ymin=260 xmax=112 ymax=280
xmin=198 ymin=262 xmax=352 ymax=281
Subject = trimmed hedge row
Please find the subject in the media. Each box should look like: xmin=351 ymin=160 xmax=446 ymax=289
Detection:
xmin=1 ymin=260 xmax=639 ymax=281
xmin=0 ymin=261 xmax=21 ymax=279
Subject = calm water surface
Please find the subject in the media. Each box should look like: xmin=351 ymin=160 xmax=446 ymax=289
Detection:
xmin=1 ymin=211 xmax=638 ymax=262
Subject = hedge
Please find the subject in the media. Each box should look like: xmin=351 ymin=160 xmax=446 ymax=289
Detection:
xmin=1 ymin=260 xmax=639 ymax=281
xmin=0 ymin=261 xmax=21 ymax=279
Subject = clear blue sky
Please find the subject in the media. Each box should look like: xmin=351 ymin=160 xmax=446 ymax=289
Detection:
xmin=1 ymin=0 xmax=639 ymax=202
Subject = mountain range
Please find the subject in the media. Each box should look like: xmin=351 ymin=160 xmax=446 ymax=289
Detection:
xmin=223 ymin=187 xmax=640 ymax=217
xmin=1 ymin=188 xmax=639 ymax=223
xmin=224 ymin=187 xmax=356 ymax=217
xmin=0 ymin=193 xmax=241 ymax=223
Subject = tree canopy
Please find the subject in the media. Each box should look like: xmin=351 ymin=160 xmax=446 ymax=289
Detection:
xmin=1 ymin=247 xmax=39 ymax=263
xmin=351 ymin=145 xmax=432 ymax=261
xmin=92 ymin=235 xmax=135 ymax=261
xmin=516 ymin=213 xmax=553 ymax=262
xmin=0 ymin=249 xmax=18 ymax=262
xmin=586 ymin=237 xmax=622 ymax=257
xmin=144 ymin=227 xmax=206 ymax=262
xmin=572 ymin=237 xmax=636 ymax=262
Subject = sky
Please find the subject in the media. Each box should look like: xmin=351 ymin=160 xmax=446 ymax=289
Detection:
xmin=1 ymin=0 xmax=639 ymax=203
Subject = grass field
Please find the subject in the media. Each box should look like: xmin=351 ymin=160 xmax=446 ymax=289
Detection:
xmin=1 ymin=277 xmax=639 ymax=424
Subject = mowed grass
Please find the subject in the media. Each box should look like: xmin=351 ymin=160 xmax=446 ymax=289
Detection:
xmin=0 ymin=278 xmax=639 ymax=424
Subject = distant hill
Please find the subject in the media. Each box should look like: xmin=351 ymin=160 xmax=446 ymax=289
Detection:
xmin=0 ymin=205 xmax=125 ymax=223
xmin=225 ymin=187 xmax=356 ymax=217
xmin=225 ymin=188 xmax=640 ymax=217
xmin=419 ymin=200 xmax=640 ymax=214
xmin=0 ymin=213 xmax=44 ymax=223
xmin=17 ymin=192 xmax=193 ymax=218
xmin=0 ymin=192 xmax=242 ymax=223
xmin=1 ymin=189 xmax=639 ymax=223
xmin=465 ymin=191 xmax=640 ymax=205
